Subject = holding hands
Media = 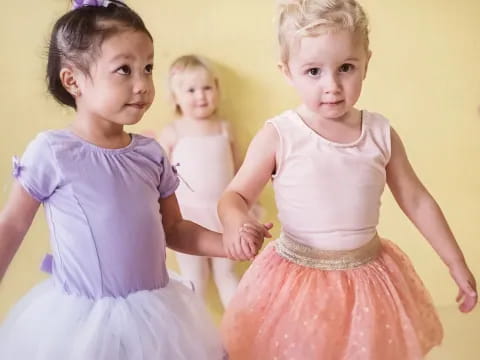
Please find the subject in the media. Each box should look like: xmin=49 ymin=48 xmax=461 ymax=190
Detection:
xmin=223 ymin=214 xmax=273 ymax=261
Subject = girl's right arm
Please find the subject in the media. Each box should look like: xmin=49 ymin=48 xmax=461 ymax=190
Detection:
xmin=0 ymin=182 xmax=40 ymax=282
xmin=218 ymin=123 xmax=277 ymax=260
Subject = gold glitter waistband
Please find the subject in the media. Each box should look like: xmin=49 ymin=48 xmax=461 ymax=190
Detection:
xmin=274 ymin=233 xmax=381 ymax=270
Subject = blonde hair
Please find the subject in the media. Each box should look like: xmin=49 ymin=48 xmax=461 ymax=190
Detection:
xmin=277 ymin=0 xmax=370 ymax=63
xmin=167 ymin=55 xmax=219 ymax=115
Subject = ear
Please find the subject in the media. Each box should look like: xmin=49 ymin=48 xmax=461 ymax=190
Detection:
xmin=363 ymin=50 xmax=372 ymax=79
xmin=59 ymin=67 xmax=81 ymax=97
xmin=278 ymin=61 xmax=293 ymax=86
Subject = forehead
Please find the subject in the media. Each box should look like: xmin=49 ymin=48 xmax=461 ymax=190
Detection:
xmin=172 ymin=67 xmax=215 ymax=88
xmin=99 ymin=30 xmax=154 ymax=61
xmin=289 ymin=30 xmax=366 ymax=65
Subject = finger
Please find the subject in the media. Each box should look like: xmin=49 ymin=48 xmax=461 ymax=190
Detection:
xmin=234 ymin=234 xmax=250 ymax=260
xmin=456 ymin=288 xmax=463 ymax=303
xmin=241 ymin=233 xmax=260 ymax=257
xmin=240 ymin=236 xmax=256 ymax=259
xmin=466 ymin=281 xmax=477 ymax=297
xmin=459 ymin=292 xmax=478 ymax=313
xmin=261 ymin=222 xmax=274 ymax=237
xmin=263 ymin=223 xmax=274 ymax=238
xmin=241 ymin=223 xmax=264 ymax=236
xmin=244 ymin=235 xmax=257 ymax=257
xmin=240 ymin=225 xmax=263 ymax=239
xmin=233 ymin=241 xmax=244 ymax=261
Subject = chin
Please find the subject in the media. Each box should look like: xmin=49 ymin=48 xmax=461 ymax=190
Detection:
xmin=121 ymin=115 xmax=144 ymax=126
xmin=195 ymin=111 xmax=215 ymax=119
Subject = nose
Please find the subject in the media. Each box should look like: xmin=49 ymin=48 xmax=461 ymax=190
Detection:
xmin=322 ymin=72 xmax=340 ymax=94
xmin=133 ymin=74 xmax=152 ymax=94
xmin=195 ymin=90 xmax=207 ymax=101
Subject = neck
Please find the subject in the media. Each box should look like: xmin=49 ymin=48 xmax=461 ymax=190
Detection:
xmin=181 ymin=113 xmax=218 ymax=123
xmin=297 ymin=104 xmax=359 ymax=126
xmin=70 ymin=113 xmax=130 ymax=149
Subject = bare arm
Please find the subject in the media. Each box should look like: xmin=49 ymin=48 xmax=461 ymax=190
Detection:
xmin=160 ymin=193 xmax=226 ymax=258
xmin=0 ymin=182 xmax=40 ymax=282
xmin=218 ymin=124 xmax=277 ymax=259
xmin=387 ymin=127 xmax=477 ymax=312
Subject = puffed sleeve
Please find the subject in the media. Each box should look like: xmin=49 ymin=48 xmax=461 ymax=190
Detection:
xmin=13 ymin=133 xmax=62 ymax=202
xmin=157 ymin=146 xmax=179 ymax=198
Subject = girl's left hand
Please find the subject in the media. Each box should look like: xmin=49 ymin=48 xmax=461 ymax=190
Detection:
xmin=449 ymin=261 xmax=478 ymax=313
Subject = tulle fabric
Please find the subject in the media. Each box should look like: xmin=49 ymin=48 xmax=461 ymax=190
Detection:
xmin=222 ymin=239 xmax=443 ymax=360
xmin=0 ymin=278 xmax=225 ymax=360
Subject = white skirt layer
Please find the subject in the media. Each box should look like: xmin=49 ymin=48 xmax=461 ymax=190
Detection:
xmin=0 ymin=278 xmax=225 ymax=360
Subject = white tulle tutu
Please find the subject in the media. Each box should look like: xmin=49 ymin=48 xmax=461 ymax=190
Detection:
xmin=0 ymin=277 xmax=225 ymax=360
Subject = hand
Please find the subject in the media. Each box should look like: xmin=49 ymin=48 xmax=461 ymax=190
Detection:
xmin=449 ymin=260 xmax=477 ymax=313
xmin=223 ymin=216 xmax=273 ymax=261
xmin=239 ymin=222 xmax=274 ymax=259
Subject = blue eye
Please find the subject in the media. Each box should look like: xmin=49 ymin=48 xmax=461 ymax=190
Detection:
xmin=339 ymin=64 xmax=354 ymax=72
xmin=117 ymin=65 xmax=131 ymax=75
xmin=145 ymin=64 xmax=153 ymax=74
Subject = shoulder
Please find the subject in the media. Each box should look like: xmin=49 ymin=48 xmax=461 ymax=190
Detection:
xmin=245 ymin=116 xmax=281 ymax=157
xmin=22 ymin=130 xmax=68 ymax=158
xmin=364 ymin=111 xmax=390 ymax=129
xmin=132 ymin=134 xmax=169 ymax=164
xmin=157 ymin=121 xmax=179 ymax=150
xmin=362 ymin=110 xmax=392 ymax=162
xmin=266 ymin=109 xmax=297 ymax=129
xmin=160 ymin=122 xmax=178 ymax=138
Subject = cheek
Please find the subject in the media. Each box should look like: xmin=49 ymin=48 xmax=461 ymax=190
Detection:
xmin=149 ymin=86 xmax=156 ymax=100
xmin=209 ymin=92 xmax=219 ymax=105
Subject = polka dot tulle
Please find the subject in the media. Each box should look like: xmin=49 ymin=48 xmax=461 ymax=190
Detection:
xmin=221 ymin=239 xmax=443 ymax=360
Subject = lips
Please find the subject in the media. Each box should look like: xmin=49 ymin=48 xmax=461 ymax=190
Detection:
xmin=126 ymin=102 xmax=147 ymax=109
xmin=321 ymin=100 xmax=344 ymax=105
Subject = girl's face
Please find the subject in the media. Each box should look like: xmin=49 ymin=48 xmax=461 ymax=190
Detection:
xmin=171 ymin=68 xmax=219 ymax=120
xmin=282 ymin=29 xmax=370 ymax=122
xmin=74 ymin=30 xmax=155 ymax=127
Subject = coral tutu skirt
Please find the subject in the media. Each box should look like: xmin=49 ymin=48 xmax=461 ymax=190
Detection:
xmin=0 ymin=276 xmax=225 ymax=360
xmin=221 ymin=235 xmax=443 ymax=360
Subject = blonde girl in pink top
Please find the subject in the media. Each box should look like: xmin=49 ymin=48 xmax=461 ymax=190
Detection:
xmin=218 ymin=1 xmax=477 ymax=359
xmin=158 ymin=55 xmax=256 ymax=308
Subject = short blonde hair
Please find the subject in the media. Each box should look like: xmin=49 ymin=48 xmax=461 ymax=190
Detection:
xmin=167 ymin=55 xmax=218 ymax=115
xmin=277 ymin=0 xmax=370 ymax=63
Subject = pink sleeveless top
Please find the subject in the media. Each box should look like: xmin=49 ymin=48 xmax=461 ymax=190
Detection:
xmin=269 ymin=110 xmax=391 ymax=250
xmin=170 ymin=122 xmax=235 ymax=232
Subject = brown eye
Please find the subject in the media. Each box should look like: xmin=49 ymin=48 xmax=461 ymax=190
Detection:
xmin=145 ymin=64 xmax=153 ymax=74
xmin=308 ymin=68 xmax=321 ymax=76
xmin=117 ymin=65 xmax=131 ymax=75
xmin=339 ymin=64 xmax=354 ymax=72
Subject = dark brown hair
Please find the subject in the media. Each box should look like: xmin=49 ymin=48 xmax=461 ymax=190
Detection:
xmin=46 ymin=1 xmax=152 ymax=108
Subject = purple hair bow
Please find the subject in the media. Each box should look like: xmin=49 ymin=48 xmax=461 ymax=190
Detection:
xmin=72 ymin=0 xmax=121 ymax=10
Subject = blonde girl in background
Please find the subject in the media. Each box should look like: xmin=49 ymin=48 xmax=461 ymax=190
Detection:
xmin=218 ymin=0 xmax=477 ymax=359
xmin=158 ymin=55 xmax=260 ymax=308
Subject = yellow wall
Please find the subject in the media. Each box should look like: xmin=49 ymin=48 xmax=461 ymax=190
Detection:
xmin=1 ymin=0 xmax=479 ymax=323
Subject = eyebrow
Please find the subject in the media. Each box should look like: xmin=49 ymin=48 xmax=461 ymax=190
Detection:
xmin=110 ymin=53 xmax=154 ymax=62
xmin=301 ymin=57 xmax=361 ymax=67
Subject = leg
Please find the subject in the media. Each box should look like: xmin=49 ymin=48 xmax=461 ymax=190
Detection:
xmin=211 ymin=257 xmax=239 ymax=308
xmin=175 ymin=252 xmax=210 ymax=300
